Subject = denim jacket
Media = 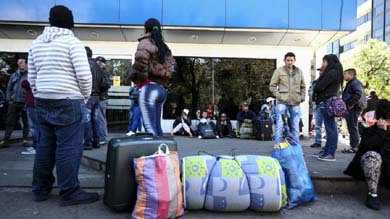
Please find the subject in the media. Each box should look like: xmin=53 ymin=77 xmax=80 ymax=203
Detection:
xmin=6 ymin=69 xmax=27 ymax=103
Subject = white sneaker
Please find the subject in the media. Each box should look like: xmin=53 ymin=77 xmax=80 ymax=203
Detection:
xmin=21 ymin=147 xmax=36 ymax=155
xmin=216 ymin=136 xmax=220 ymax=139
xmin=198 ymin=136 xmax=202 ymax=139
xmin=126 ymin=131 xmax=135 ymax=136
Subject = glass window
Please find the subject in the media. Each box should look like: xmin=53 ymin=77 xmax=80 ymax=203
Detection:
xmin=326 ymin=44 xmax=333 ymax=54
xmin=167 ymin=57 xmax=276 ymax=119
xmin=342 ymin=40 xmax=356 ymax=52
xmin=332 ymin=40 xmax=340 ymax=54
xmin=104 ymin=59 xmax=132 ymax=125
xmin=374 ymin=0 xmax=384 ymax=8
xmin=373 ymin=14 xmax=384 ymax=31
xmin=386 ymin=35 xmax=390 ymax=44
xmin=105 ymin=59 xmax=132 ymax=86
xmin=357 ymin=0 xmax=368 ymax=6
xmin=364 ymin=33 xmax=371 ymax=41
xmin=375 ymin=4 xmax=385 ymax=15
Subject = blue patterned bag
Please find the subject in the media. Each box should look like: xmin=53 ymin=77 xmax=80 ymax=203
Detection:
xmin=271 ymin=144 xmax=316 ymax=209
xmin=204 ymin=156 xmax=251 ymax=211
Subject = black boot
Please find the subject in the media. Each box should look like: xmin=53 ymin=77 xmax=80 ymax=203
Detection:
xmin=366 ymin=193 xmax=380 ymax=210
xmin=60 ymin=189 xmax=99 ymax=206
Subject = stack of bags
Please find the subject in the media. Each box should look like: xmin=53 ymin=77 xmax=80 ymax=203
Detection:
xmin=182 ymin=155 xmax=287 ymax=212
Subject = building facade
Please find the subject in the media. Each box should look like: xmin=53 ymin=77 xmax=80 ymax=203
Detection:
xmin=372 ymin=0 xmax=390 ymax=43
xmin=0 ymin=0 xmax=357 ymax=134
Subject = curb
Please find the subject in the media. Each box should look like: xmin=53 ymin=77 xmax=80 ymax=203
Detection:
xmin=80 ymin=153 xmax=390 ymax=196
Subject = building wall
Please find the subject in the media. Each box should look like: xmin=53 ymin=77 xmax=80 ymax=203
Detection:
xmin=0 ymin=0 xmax=356 ymax=31
xmin=325 ymin=0 xmax=372 ymax=68
xmin=372 ymin=0 xmax=390 ymax=44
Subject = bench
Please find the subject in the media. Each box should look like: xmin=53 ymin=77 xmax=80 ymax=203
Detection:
xmin=107 ymin=86 xmax=131 ymax=110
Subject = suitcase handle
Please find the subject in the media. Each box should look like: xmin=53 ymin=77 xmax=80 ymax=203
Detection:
xmin=134 ymin=132 xmax=154 ymax=136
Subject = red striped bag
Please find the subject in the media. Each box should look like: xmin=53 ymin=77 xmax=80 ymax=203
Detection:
xmin=132 ymin=144 xmax=184 ymax=219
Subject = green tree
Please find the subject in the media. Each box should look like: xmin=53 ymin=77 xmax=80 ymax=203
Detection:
xmin=105 ymin=59 xmax=132 ymax=86
xmin=354 ymin=39 xmax=390 ymax=99
xmin=170 ymin=57 xmax=212 ymax=114
xmin=169 ymin=57 xmax=275 ymax=118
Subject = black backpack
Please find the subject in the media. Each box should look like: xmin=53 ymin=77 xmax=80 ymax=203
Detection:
xmin=199 ymin=123 xmax=216 ymax=139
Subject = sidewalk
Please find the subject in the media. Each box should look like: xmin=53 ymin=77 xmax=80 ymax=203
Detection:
xmin=1 ymin=131 xmax=389 ymax=218
xmin=0 ymin=130 xmax=381 ymax=192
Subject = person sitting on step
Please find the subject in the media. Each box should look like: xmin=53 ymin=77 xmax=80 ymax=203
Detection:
xmin=344 ymin=99 xmax=390 ymax=211
xmin=216 ymin=112 xmax=233 ymax=138
xmin=197 ymin=111 xmax=219 ymax=139
xmin=236 ymin=101 xmax=256 ymax=138
xmin=171 ymin=109 xmax=192 ymax=137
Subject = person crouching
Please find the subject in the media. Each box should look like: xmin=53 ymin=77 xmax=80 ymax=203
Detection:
xmin=171 ymin=109 xmax=193 ymax=137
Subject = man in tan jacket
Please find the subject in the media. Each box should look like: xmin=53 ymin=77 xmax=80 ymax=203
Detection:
xmin=269 ymin=52 xmax=306 ymax=146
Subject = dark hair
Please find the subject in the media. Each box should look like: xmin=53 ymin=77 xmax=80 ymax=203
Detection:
xmin=284 ymin=52 xmax=296 ymax=60
xmin=144 ymin=18 xmax=171 ymax=64
xmin=323 ymin=54 xmax=344 ymax=87
xmin=375 ymin=99 xmax=390 ymax=120
xmin=49 ymin=5 xmax=74 ymax=29
xmin=85 ymin=46 xmax=92 ymax=58
xmin=369 ymin=90 xmax=377 ymax=97
xmin=17 ymin=57 xmax=27 ymax=64
xmin=344 ymin=68 xmax=357 ymax=77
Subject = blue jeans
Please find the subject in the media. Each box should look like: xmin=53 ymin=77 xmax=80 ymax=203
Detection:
xmin=130 ymin=105 xmax=142 ymax=132
xmin=97 ymin=99 xmax=109 ymax=142
xmin=32 ymin=98 xmax=86 ymax=197
xmin=318 ymin=102 xmax=338 ymax=156
xmin=128 ymin=104 xmax=133 ymax=132
xmin=26 ymin=107 xmax=37 ymax=148
xmin=314 ymin=105 xmax=324 ymax=144
xmin=346 ymin=109 xmax=362 ymax=149
xmin=84 ymin=96 xmax=100 ymax=147
xmin=139 ymin=82 xmax=167 ymax=136
xmin=274 ymin=104 xmax=300 ymax=145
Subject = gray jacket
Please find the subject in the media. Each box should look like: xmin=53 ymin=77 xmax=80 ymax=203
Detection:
xmin=269 ymin=65 xmax=306 ymax=106
xmin=6 ymin=69 xmax=27 ymax=103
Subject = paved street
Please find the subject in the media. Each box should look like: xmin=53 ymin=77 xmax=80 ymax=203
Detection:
xmin=0 ymin=188 xmax=389 ymax=219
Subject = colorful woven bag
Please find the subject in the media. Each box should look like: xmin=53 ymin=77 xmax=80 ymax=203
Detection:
xmin=132 ymin=144 xmax=184 ymax=219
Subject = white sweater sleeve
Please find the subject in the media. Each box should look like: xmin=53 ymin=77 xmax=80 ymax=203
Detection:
xmin=69 ymin=39 xmax=92 ymax=99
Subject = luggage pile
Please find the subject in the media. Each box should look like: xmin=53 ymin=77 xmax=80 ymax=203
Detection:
xmin=103 ymin=134 xmax=178 ymax=212
xmin=103 ymin=134 xmax=316 ymax=217
xmin=182 ymin=155 xmax=287 ymax=212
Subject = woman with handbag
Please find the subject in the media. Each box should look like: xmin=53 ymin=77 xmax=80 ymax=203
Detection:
xmin=313 ymin=54 xmax=344 ymax=161
xmin=131 ymin=18 xmax=175 ymax=136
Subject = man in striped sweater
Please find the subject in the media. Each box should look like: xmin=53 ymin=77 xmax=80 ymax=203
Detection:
xmin=27 ymin=5 xmax=99 ymax=206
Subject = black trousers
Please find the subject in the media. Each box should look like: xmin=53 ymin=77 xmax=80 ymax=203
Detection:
xmin=3 ymin=102 xmax=29 ymax=140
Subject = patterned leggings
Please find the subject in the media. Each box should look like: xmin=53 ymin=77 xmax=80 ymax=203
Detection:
xmin=361 ymin=151 xmax=382 ymax=194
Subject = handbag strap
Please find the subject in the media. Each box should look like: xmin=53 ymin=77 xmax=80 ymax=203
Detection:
xmin=157 ymin=143 xmax=170 ymax=155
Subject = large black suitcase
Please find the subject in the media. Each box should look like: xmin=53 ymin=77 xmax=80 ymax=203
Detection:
xmin=255 ymin=120 xmax=273 ymax=141
xmin=103 ymin=134 xmax=177 ymax=212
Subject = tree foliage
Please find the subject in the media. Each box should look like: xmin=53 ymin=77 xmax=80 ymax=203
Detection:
xmin=105 ymin=59 xmax=132 ymax=86
xmin=168 ymin=57 xmax=275 ymax=119
xmin=354 ymin=39 xmax=390 ymax=99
